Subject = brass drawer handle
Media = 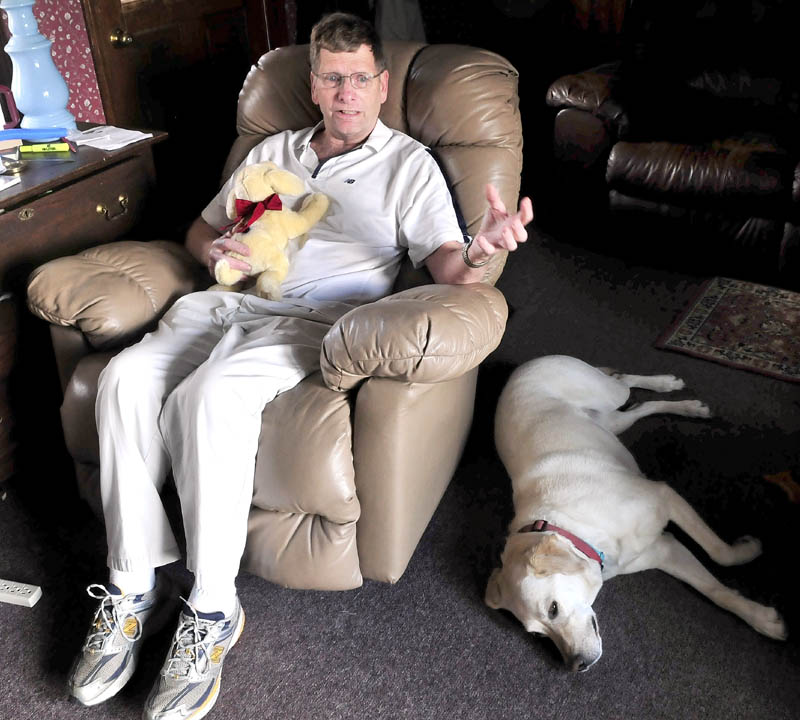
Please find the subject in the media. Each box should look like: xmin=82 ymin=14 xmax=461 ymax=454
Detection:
xmin=96 ymin=194 xmax=129 ymax=221
xmin=18 ymin=207 xmax=35 ymax=221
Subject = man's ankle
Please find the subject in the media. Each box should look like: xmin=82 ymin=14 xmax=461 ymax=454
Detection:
xmin=187 ymin=585 xmax=237 ymax=617
xmin=108 ymin=568 xmax=156 ymax=596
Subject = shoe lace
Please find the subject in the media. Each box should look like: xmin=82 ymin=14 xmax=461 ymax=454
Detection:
xmin=164 ymin=598 xmax=217 ymax=679
xmin=83 ymin=584 xmax=143 ymax=652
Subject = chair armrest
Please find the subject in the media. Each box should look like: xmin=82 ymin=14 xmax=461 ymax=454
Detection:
xmin=26 ymin=240 xmax=206 ymax=350
xmin=320 ymin=283 xmax=508 ymax=391
xmin=546 ymin=61 xmax=631 ymax=138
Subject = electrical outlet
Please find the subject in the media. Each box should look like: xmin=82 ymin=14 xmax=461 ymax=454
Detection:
xmin=0 ymin=578 xmax=42 ymax=607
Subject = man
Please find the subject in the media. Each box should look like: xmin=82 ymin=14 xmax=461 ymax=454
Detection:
xmin=68 ymin=12 xmax=532 ymax=720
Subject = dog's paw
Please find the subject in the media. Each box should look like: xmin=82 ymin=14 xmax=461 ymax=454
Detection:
xmin=727 ymin=535 xmax=762 ymax=565
xmin=750 ymin=605 xmax=788 ymax=641
xmin=659 ymin=375 xmax=685 ymax=392
xmin=681 ymin=399 xmax=712 ymax=418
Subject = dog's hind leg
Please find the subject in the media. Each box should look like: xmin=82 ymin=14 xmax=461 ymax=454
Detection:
xmin=625 ymin=532 xmax=787 ymax=640
xmin=660 ymin=483 xmax=761 ymax=566
xmin=599 ymin=399 xmax=711 ymax=434
xmin=610 ymin=372 xmax=685 ymax=393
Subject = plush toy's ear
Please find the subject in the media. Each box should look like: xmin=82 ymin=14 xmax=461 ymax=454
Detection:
xmin=529 ymin=534 xmax=587 ymax=577
xmin=485 ymin=568 xmax=506 ymax=609
xmin=225 ymin=187 xmax=238 ymax=220
xmin=265 ymin=169 xmax=306 ymax=197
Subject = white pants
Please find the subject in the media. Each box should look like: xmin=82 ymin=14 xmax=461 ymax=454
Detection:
xmin=96 ymin=290 xmax=353 ymax=590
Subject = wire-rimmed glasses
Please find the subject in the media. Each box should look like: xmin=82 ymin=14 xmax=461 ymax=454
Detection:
xmin=312 ymin=71 xmax=382 ymax=90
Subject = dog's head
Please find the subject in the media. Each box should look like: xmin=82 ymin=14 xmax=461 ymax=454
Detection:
xmin=485 ymin=532 xmax=604 ymax=672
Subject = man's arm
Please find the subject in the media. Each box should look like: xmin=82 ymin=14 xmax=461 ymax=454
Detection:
xmin=185 ymin=216 xmax=251 ymax=279
xmin=425 ymin=184 xmax=533 ymax=285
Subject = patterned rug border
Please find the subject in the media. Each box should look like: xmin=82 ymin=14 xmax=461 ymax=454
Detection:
xmin=655 ymin=277 xmax=800 ymax=383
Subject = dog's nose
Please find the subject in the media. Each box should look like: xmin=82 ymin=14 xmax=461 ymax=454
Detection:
xmin=569 ymin=654 xmax=599 ymax=673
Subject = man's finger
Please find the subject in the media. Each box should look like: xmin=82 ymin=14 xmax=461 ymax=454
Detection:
xmin=226 ymin=239 xmax=251 ymax=255
xmin=502 ymin=227 xmax=517 ymax=251
xmin=511 ymin=217 xmax=527 ymax=242
xmin=517 ymin=196 xmax=534 ymax=225
xmin=485 ymin=183 xmax=507 ymax=214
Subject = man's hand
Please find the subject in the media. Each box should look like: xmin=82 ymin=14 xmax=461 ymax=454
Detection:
xmin=425 ymin=184 xmax=533 ymax=285
xmin=185 ymin=216 xmax=253 ymax=279
xmin=207 ymin=234 xmax=252 ymax=279
xmin=469 ymin=183 xmax=534 ymax=263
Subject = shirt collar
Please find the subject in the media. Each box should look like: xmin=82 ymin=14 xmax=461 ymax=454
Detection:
xmin=295 ymin=118 xmax=392 ymax=160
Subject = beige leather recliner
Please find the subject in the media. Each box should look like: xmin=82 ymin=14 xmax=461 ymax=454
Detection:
xmin=26 ymin=41 xmax=523 ymax=590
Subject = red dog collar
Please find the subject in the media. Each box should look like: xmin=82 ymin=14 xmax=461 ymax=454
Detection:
xmin=518 ymin=519 xmax=605 ymax=569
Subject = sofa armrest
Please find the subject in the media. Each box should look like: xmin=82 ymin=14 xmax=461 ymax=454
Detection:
xmin=27 ymin=240 xmax=206 ymax=350
xmin=546 ymin=61 xmax=631 ymax=138
xmin=320 ymin=283 xmax=508 ymax=391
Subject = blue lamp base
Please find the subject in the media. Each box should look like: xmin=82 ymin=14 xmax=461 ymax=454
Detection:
xmin=2 ymin=0 xmax=77 ymax=142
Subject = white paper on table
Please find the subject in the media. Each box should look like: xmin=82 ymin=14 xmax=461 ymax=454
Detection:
xmin=0 ymin=173 xmax=22 ymax=192
xmin=66 ymin=126 xmax=153 ymax=151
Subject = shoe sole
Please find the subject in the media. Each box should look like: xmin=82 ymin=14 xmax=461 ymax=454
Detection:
xmin=152 ymin=607 xmax=246 ymax=720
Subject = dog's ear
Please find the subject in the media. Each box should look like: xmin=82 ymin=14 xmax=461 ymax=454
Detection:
xmin=529 ymin=534 xmax=587 ymax=577
xmin=485 ymin=568 xmax=506 ymax=609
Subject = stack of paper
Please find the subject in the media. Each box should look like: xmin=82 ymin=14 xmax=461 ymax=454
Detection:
xmin=0 ymin=173 xmax=21 ymax=193
xmin=66 ymin=126 xmax=153 ymax=151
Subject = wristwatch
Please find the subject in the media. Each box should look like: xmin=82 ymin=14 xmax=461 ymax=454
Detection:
xmin=461 ymin=237 xmax=489 ymax=268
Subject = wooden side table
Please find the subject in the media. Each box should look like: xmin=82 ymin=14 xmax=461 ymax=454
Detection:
xmin=0 ymin=130 xmax=167 ymax=486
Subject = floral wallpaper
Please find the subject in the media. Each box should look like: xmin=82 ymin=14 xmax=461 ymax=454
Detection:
xmin=34 ymin=0 xmax=105 ymax=122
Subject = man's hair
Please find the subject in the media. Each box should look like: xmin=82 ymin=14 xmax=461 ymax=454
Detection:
xmin=309 ymin=12 xmax=386 ymax=73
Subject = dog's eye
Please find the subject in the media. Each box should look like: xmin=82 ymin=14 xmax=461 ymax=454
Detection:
xmin=549 ymin=601 xmax=558 ymax=619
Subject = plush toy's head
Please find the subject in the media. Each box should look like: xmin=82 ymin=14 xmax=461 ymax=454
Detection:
xmin=225 ymin=161 xmax=306 ymax=220
xmin=213 ymin=160 xmax=329 ymax=301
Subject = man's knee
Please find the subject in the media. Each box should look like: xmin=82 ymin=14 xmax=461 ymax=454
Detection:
xmin=161 ymin=363 xmax=239 ymax=427
xmin=98 ymin=346 xmax=163 ymax=415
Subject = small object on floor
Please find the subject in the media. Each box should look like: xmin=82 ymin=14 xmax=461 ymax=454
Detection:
xmin=0 ymin=578 xmax=42 ymax=607
xmin=764 ymin=470 xmax=800 ymax=503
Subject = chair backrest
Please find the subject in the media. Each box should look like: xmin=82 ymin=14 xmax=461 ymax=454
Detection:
xmin=220 ymin=41 xmax=523 ymax=285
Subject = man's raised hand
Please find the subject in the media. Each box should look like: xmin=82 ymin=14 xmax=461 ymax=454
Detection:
xmin=471 ymin=184 xmax=534 ymax=261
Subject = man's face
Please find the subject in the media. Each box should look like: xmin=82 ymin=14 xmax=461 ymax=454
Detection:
xmin=311 ymin=44 xmax=388 ymax=147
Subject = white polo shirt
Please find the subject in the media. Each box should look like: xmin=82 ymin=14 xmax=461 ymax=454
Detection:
xmin=201 ymin=120 xmax=465 ymax=304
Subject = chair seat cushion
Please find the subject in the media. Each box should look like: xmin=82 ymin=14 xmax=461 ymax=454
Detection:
xmin=607 ymin=135 xmax=795 ymax=216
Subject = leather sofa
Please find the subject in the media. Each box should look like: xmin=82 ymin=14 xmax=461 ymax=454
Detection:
xmin=26 ymin=42 xmax=522 ymax=590
xmin=544 ymin=0 xmax=799 ymax=288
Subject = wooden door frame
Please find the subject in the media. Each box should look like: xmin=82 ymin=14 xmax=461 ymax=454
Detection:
xmin=80 ymin=0 xmax=123 ymax=125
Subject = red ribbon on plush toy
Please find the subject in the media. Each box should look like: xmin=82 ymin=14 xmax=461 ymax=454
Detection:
xmin=229 ymin=193 xmax=283 ymax=233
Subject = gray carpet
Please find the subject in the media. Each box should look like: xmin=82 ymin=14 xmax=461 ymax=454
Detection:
xmin=1 ymin=227 xmax=798 ymax=719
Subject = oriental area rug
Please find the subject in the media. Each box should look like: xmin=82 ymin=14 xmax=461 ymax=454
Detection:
xmin=656 ymin=277 xmax=800 ymax=383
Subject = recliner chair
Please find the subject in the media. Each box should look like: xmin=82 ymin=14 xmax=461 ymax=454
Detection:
xmin=26 ymin=41 xmax=523 ymax=590
xmin=544 ymin=0 xmax=799 ymax=288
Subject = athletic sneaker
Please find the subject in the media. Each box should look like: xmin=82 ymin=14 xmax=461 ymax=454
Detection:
xmin=143 ymin=597 xmax=245 ymax=720
xmin=69 ymin=577 xmax=173 ymax=706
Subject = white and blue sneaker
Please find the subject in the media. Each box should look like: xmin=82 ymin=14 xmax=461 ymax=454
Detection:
xmin=69 ymin=577 xmax=173 ymax=706
xmin=143 ymin=597 xmax=245 ymax=720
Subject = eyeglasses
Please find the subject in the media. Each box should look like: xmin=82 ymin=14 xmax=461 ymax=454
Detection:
xmin=312 ymin=71 xmax=382 ymax=90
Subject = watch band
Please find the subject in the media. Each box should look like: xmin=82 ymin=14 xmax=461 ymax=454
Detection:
xmin=461 ymin=238 xmax=489 ymax=268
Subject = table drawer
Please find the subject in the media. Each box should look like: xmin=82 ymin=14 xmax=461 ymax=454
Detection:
xmin=0 ymin=155 xmax=153 ymax=289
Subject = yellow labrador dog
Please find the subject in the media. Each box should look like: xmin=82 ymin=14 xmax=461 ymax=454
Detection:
xmin=486 ymin=355 xmax=787 ymax=672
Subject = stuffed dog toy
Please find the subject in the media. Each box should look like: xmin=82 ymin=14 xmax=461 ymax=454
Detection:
xmin=486 ymin=355 xmax=787 ymax=672
xmin=213 ymin=161 xmax=329 ymax=300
